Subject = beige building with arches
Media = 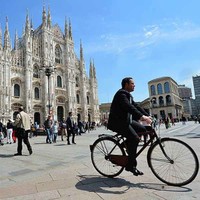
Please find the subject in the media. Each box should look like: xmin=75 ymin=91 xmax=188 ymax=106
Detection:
xmin=148 ymin=77 xmax=183 ymax=121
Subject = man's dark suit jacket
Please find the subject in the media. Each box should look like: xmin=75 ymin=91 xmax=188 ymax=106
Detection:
xmin=107 ymin=88 xmax=149 ymax=133
xmin=66 ymin=116 xmax=74 ymax=133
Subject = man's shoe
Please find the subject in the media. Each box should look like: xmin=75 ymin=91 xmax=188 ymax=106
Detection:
xmin=72 ymin=142 xmax=76 ymax=144
xmin=125 ymin=167 xmax=144 ymax=176
xmin=67 ymin=142 xmax=71 ymax=145
xmin=132 ymin=167 xmax=144 ymax=176
xmin=29 ymin=149 xmax=33 ymax=155
xmin=14 ymin=153 xmax=22 ymax=156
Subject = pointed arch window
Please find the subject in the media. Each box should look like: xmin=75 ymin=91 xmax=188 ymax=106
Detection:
xmin=34 ymin=87 xmax=40 ymax=99
xmin=14 ymin=84 xmax=20 ymax=97
xmin=76 ymin=94 xmax=80 ymax=104
xmin=76 ymin=76 xmax=79 ymax=87
xmin=33 ymin=65 xmax=40 ymax=78
xmin=55 ymin=45 xmax=62 ymax=64
xmin=87 ymin=96 xmax=90 ymax=105
xmin=57 ymin=75 xmax=62 ymax=87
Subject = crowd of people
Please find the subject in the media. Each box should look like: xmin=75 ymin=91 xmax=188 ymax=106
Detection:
xmin=0 ymin=109 xmax=99 ymax=154
xmin=43 ymin=112 xmax=97 ymax=145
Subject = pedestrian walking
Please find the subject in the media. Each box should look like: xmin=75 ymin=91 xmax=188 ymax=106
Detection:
xmin=13 ymin=106 xmax=32 ymax=156
xmin=44 ymin=115 xmax=53 ymax=144
xmin=6 ymin=119 xmax=13 ymax=144
xmin=59 ymin=117 xmax=67 ymax=141
xmin=66 ymin=112 xmax=76 ymax=145
xmin=52 ymin=121 xmax=58 ymax=143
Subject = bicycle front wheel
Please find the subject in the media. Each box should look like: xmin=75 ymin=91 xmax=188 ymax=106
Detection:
xmin=148 ymin=138 xmax=199 ymax=186
xmin=91 ymin=137 xmax=125 ymax=178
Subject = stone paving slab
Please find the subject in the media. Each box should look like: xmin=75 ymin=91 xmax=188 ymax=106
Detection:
xmin=0 ymin=122 xmax=199 ymax=199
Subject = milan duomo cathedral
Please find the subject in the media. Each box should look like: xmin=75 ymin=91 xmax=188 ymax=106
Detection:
xmin=0 ymin=7 xmax=100 ymax=125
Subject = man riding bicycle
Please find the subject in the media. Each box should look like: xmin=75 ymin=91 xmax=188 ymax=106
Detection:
xmin=107 ymin=77 xmax=152 ymax=176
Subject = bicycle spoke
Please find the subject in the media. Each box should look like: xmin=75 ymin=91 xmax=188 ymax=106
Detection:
xmin=148 ymin=138 xmax=199 ymax=186
xmin=91 ymin=137 xmax=125 ymax=177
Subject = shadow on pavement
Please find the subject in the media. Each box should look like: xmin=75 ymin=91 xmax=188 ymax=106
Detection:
xmin=0 ymin=154 xmax=14 ymax=158
xmin=75 ymin=175 xmax=191 ymax=194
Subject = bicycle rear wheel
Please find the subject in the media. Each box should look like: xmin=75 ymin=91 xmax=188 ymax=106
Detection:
xmin=147 ymin=138 xmax=199 ymax=186
xmin=91 ymin=137 xmax=125 ymax=178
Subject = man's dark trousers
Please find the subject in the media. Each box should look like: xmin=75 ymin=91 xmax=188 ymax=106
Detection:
xmin=17 ymin=129 xmax=32 ymax=154
xmin=123 ymin=120 xmax=146 ymax=168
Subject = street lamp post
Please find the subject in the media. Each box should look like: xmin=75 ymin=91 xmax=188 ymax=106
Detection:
xmin=43 ymin=66 xmax=55 ymax=116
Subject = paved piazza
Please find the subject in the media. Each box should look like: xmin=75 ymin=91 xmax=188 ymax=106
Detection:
xmin=0 ymin=121 xmax=199 ymax=199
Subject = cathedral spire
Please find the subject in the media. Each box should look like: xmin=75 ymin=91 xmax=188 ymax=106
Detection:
xmin=80 ymin=39 xmax=83 ymax=61
xmin=47 ymin=6 xmax=52 ymax=29
xmin=65 ymin=17 xmax=68 ymax=39
xmin=25 ymin=10 xmax=30 ymax=35
xmin=0 ymin=23 xmax=2 ymax=50
xmin=30 ymin=18 xmax=33 ymax=30
xmin=93 ymin=59 xmax=96 ymax=79
xmin=69 ymin=18 xmax=73 ymax=40
xmin=3 ymin=17 xmax=11 ymax=50
xmin=42 ymin=6 xmax=47 ymax=27
xmin=89 ymin=59 xmax=94 ymax=78
xmin=14 ymin=30 xmax=18 ymax=50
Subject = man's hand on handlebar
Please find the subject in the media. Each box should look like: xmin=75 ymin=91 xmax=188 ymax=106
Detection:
xmin=140 ymin=115 xmax=152 ymax=125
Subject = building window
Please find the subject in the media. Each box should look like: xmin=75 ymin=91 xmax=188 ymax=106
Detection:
xmin=87 ymin=96 xmax=90 ymax=104
xmin=164 ymin=82 xmax=170 ymax=93
xmin=159 ymin=96 xmax=164 ymax=106
xmin=33 ymin=65 xmax=40 ymax=78
xmin=151 ymin=97 xmax=157 ymax=107
xmin=76 ymin=94 xmax=80 ymax=104
xmin=14 ymin=84 xmax=20 ymax=97
xmin=166 ymin=95 xmax=171 ymax=105
xmin=57 ymin=76 xmax=62 ymax=87
xmin=150 ymin=85 xmax=156 ymax=95
xmin=76 ymin=76 xmax=79 ymax=87
xmin=55 ymin=45 xmax=62 ymax=64
xmin=157 ymin=83 xmax=163 ymax=94
xmin=34 ymin=87 xmax=40 ymax=99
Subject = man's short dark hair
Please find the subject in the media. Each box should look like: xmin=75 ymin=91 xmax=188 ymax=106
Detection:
xmin=121 ymin=77 xmax=133 ymax=89
xmin=19 ymin=106 xmax=24 ymax=112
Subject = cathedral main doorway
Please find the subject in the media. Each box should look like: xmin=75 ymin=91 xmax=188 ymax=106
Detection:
xmin=34 ymin=112 xmax=41 ymax=125
xmin=57 ymin=106 xmax=64 ymax=122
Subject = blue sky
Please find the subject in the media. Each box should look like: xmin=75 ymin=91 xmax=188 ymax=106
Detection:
xmin=1 ymin=0 xmax=200 ymax=103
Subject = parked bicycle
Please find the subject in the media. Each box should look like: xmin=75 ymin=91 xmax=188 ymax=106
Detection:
xmin=90 ymin=127 xmax=199 ymax=186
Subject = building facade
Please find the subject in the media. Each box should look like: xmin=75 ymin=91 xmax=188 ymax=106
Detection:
xmin=192 ymin=75 xmax=200 ymax=116
xmin=0 ymin=8 xmax=100 ymax=125
xmin=178 ymin=84 xmax=192 ymax=99
xmin=148 ymin=77 xmax=183 ymax=120
xmin=99 ymin=103 xmax=111 ymax=123
xmin=178 ymin=84 xmax=193 ymax=118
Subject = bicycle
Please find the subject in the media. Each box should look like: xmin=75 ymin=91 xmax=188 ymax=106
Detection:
xmin=90 ymin=127 xmax=199 ymax=186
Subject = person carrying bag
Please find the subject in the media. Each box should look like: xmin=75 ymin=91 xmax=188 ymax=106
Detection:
xmin=14 ymin=106 xmax=33 ymax=156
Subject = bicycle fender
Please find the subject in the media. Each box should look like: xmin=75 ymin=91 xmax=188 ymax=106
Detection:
xmin=98 ymin=134 xmax=115 ymax=138
xmin=90 ymin=135 xmax=120 ymax=152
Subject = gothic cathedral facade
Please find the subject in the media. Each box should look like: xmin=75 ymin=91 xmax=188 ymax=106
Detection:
xmin=0 ymin=7 xmax=100 ymax=125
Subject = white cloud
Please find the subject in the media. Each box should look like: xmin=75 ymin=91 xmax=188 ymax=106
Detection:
xmin=84 ymin=19 xmax=200 ymax=59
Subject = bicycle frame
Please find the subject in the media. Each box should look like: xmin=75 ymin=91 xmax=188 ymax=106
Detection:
xmin=136 ymin=129 xmax=173 ymax=163
xmin=91 ymin=127 xmax=199 ymax=186
xmin=95 ymin=128 xmax=174 ymax=166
